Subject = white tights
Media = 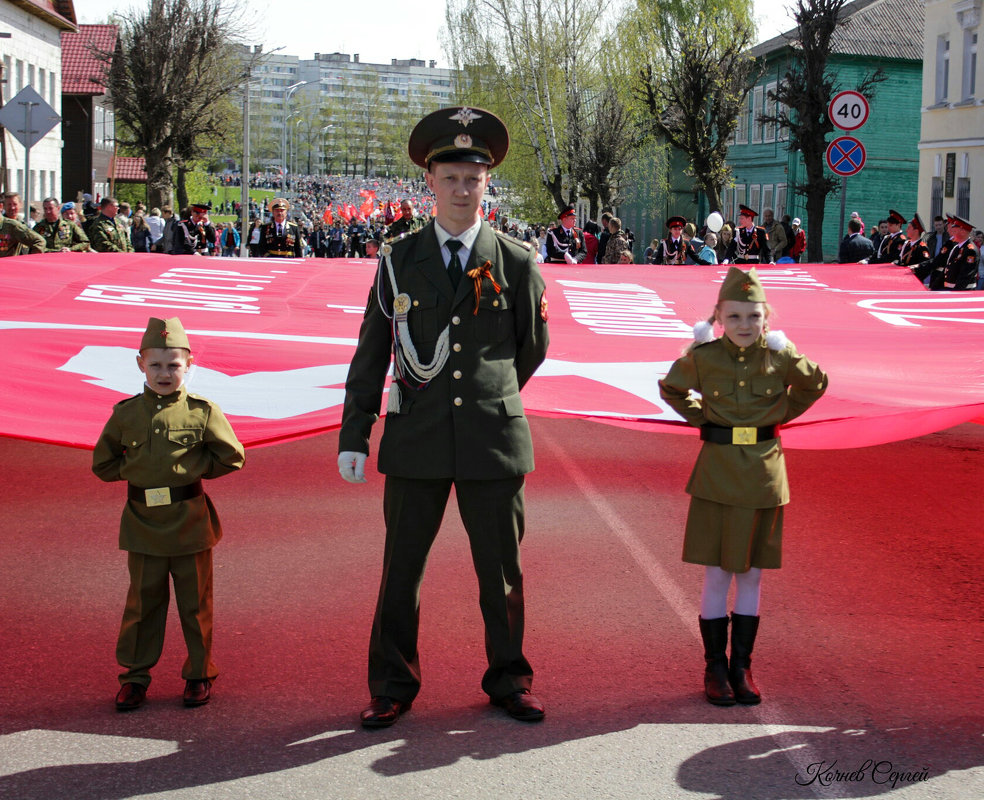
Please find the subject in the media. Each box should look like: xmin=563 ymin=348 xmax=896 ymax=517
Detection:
xmin=699 ymin=565 xmax=762 ymax=619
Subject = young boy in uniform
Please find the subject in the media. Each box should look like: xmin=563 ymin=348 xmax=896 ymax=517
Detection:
xmin=93 ymin=317 xmax=245 ymax=711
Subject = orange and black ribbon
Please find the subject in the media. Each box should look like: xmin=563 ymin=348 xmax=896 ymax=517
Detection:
xmin=466 ymin=260 xmax=501 ymax=315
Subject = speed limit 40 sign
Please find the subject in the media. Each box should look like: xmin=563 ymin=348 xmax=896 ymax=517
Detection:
xmin=829 ymin=90 xmax=869 ymax=131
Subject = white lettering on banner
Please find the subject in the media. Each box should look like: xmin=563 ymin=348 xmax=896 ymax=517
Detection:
xmin=858 ymin=296 xmax=984 ymax=327
xmin=76 ymin=285 xmax=260 ymax=314
xmin=715 ymin=267 xmax=829 ymax=291
xmin=76 ymin=267 xmax=286 ymax=313
xmin=557 ymin=280 xmax=691 ymax=338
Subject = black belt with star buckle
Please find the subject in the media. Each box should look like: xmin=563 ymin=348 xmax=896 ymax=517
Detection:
xmin=700 ymin=424 xmax=778 ymax=445
xmin=128 ymin=480 xmax=203 ymax=507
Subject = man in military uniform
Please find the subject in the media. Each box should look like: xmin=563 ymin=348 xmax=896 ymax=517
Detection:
xmin=896 ymin=213 xmax=930 ymax=267
xmin=258 ymin=198 xmax=303 ymax=257
xmin=172 ymin=203 xmax=218 ymax=256
xmin=652 ymin=216 xmax=713 ymax=265
xmin=912 ymin=214 xmax=980 ymax=290
xmin=338 ymin=106 xmax=550 ymax=729
xmin=871 ymin=209 xmax=906 ymax=264
xmin=0 ymin=192 xmax=45 ymax=256
xmin=35 ymin=196 xmax=90 ymax=252
xmin=545 ymin=205 xmax=586 ymax=264
xmin=89 ymin=197 xmax=134 ymax=253
xmin=725 ymin=205 xmax=771 ymax=265
xmin=385 ymin=199 xmax=424 ymax=241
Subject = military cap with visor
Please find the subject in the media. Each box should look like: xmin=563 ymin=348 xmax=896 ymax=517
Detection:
xmin=408 ymin=106 xmax=509 ymax=169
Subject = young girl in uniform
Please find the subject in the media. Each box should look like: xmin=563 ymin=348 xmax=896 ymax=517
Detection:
xmin=659 ymin=267 xmax=827 ymax=705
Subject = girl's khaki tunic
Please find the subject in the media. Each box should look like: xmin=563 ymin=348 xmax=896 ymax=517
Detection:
xmin=659 ymin=334 xmax=827 ymax=573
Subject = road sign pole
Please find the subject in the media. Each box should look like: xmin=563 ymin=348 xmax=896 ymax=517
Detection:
xmin=21 ymin=100 xmax=37 ymax=225
xmin=840 ymin=176 xmax=847 ymax=244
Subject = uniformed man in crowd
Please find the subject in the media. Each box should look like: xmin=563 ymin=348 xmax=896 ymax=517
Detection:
xmin=0 ymin=192 xmax=46 ymax=256
xmin=89 ymin=197 xmax=135 ymax=253
xmin=347 ymin=216 xmax=367 ymax=257
xmin=259 ymin=198 xmax=303 ymax=257
xmin=652 ymin=216 xmax=713 ymax=265
xmin=545 ymin=205 xmax=586 ymax=264
xmin=871 ymin=209 xmax=906 ymax=264
xmin=726 ymin=205 xmax=771 ymax=265
xmin=172 ymin=203 xmax=218 ymax=256
xmin=385 ymin=199 xmax=424 ymax=241
xmin=912 ymin=214 xmax=980 ymax=290
xmin=896 ymin=213 xmax=930 ymax=267
xmin=337 ymin=105 xmax=550 ymax=729
xmin=35 ymin=196 xmax=90 ymax=252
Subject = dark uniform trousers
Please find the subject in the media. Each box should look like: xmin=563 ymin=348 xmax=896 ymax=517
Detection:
xmin=372 ymin=475 xmax=531 ymax=703
xmin=118 ymin=549 xmax=217 ymax=687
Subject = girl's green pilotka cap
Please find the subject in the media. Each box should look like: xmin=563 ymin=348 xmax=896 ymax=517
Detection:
xmin=718 ymin=266 xmax=768 ymax=303
xmin=140 ymin=317 xmax=191 ymax=351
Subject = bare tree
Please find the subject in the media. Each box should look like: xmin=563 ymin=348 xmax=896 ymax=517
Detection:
xmin=629 ymin=0 xmax=759 ymax=214
xmin=759 ymin=0 xmax=885 ymax=262
xmin=573 ymin=87 xmax=639 ymax=219
xmin=102 ymin=0 xmax=256 ymax=209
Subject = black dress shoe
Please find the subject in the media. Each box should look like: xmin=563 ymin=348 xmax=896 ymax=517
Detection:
xmin=360 ymin=696 xmax=411 ymax=729
xmin=492 ymin=689 xmax=545 ymax=721
xmin=115 ymin=682 xmax=147 ymax=711
xmin=183 ymin=679 xmax=212 ymax=707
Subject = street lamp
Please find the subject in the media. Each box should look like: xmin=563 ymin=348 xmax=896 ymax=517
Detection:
xmin=320 ymin=125 xmax=333 ymax=176
xmin=281 ymin=80 xmax=315 ymax=195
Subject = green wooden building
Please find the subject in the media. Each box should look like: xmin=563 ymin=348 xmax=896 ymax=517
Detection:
xmin=617 ymin=0 xmax=924 ymax=262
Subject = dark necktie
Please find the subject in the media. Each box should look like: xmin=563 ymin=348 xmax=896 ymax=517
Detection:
xmin=446 ymin=239 xmax=463 ymax=289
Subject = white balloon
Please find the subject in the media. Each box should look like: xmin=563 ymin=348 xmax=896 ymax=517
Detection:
xmin=706 ymin=212 xmax=723 ymax=233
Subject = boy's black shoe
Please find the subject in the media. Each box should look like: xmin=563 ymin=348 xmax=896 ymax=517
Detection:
xmin=183 ymin=679 xmax=211 ymax=707
xmin=115 ymin=683 xmax=146 ymax=711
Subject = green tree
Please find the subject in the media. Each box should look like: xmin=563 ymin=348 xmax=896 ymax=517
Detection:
xmin=626 ymin=0 xmax=758 ymax=214
xmin=102 ymin=0 xmax=258 ymax=209
xmin=758 ymin=0 xmax=886 ymax=262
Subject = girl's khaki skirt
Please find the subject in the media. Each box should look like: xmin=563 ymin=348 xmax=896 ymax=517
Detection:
xmin=683 ymin=497 xmax=783 ymax=573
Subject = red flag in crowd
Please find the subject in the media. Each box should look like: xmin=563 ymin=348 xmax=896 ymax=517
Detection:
xmin=322 ymin=205 xmax=333 ymax=225
xmin=489 ymin=206 xmax=499 ymax=221
xmin=359 ymin=199 xmax=373 ymax=219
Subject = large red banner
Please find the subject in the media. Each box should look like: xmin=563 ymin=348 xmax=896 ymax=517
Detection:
xmin=1 ymin=253 xmax=981 ymax=449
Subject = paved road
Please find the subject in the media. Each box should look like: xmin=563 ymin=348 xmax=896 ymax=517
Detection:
xmin=1 ymin=418 xmax=981 ymax=799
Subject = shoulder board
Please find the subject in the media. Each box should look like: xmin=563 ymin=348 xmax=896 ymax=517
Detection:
xmin=187 ymin=393 xmax=212 ymax=405
xmin=115 ymin=392 xmax=143 ymax=408
xmin=693 ymin=338 xmax=718 ymax=349
xmin=495 ymin=229 xmax=532 ymax=250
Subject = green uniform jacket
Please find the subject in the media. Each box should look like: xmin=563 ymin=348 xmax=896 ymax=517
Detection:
xmin=659 ymin=335 xmax=827 ymax=508
xmin=89 ymin=214 xmax=134 ymax=252
xmin=385 ymin=214 xmax=424 ymax=241
xmin=35 ymin=218 xmax=90 ymax=251
xmin=0 ymin=217 xmax=45 ymax=256
xmin=92 ymin=385 xmax=245 ymax=556
xmin=339 ymin=220 xmax=549 ymax=480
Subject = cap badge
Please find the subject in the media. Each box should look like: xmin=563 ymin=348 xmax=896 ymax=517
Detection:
xmin=454 ymin=133 xmax=473 ymax=149
xmin=450 ymin=107 xmax=482 ymax=127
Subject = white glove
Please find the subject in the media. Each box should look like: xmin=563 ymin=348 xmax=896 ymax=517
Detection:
xmin=338 ymin=451 xmax=368 ymax=483
xmin=564 ymin=251 xmax=576 ymax=264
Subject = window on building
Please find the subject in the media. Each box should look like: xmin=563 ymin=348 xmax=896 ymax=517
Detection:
xmin=775 ymin=184 xmax=787 ymax=219
xmin=39 ymin=68 xmax=45 ymax=98
xmin=956 ymin=177 xmax=970 ymax=218
xmin=733 ymin=184 xmax=746 ymax=219
xmin=28 ymin=64 xmax=35 ymax=91
xmin=764 ymin=82 xmax=777 ymax=141
xmin=2 ymin=57 xmax=10 ymax=103
xmin=963 ymin=30 xmax=977 ymax=100
xmin=936 ymin=35 xmax=950 ymax=102
xmin=16 ymin=59 xmax=23 ymax=93
xmin=931 ymin=176 xmax=944 ymax=219
xmin=763 ymin=185 xmax=774 ymax=215
xmin=751 ymin=86 xmax=763 ymax=144
xmin=749 ymin=185 xmax=761 ymax=215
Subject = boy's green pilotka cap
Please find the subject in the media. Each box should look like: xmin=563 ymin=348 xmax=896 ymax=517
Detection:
xmin=140 ymin=317 xmax=191 ymax=351
xmin=719 ymin=266 xmax=768 ymax=303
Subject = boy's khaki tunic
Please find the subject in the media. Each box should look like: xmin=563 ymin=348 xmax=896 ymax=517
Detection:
xmin=92 ymin=385 xmax=245 ymax=555
xmin=659 ymin=335 xmax=827 ymax=509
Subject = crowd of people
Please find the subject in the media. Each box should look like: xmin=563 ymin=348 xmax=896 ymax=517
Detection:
xmin=1 ymin=177 xmax=979 ymax=291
